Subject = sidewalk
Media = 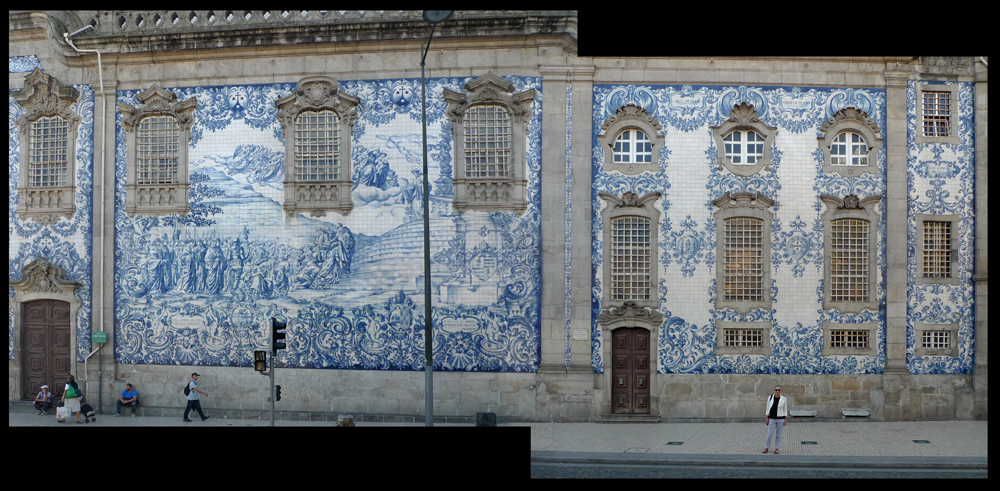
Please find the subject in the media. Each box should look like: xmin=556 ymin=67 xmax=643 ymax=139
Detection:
xmin=528 ymin=420 xmax=987 ymax=469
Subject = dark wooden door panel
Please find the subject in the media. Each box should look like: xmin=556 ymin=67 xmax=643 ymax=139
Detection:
xmin=22 ymin=300 xmax=71 ymax=399
xmin=610 ymin=327 xmax=652 ymax=414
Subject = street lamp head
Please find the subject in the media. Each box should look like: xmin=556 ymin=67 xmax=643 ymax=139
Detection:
xmin=423 ymin=10 xmax=454 ymax=24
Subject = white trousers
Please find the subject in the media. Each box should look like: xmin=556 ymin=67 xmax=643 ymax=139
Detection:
xmin=763 ymin=419 xmax=784 ymax=450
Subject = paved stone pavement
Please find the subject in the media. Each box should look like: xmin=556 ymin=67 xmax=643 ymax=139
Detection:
xmin=9 ymin=405 xmax=987 ymax=470
xmin=528 ymin=420 xmax=987 ymax=469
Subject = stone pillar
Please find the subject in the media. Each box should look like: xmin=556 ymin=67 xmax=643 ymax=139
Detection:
xmin=882 ymin=63 xmax=911 ymax=376
xmin=537 ymin=66 xmax=570 ymax=373
xmin=568 ymin=66 xmax=596 ymax=372
xmin=972 ymin=58 xmax=988 ymax=420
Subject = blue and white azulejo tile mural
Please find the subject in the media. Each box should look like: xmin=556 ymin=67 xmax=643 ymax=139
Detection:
xmin=113 ymin=76 xmax=542 ymax=371
xmin=9 ymin=82 xmax=96 ymax=361
xmin=591 ymin=83 xmax=898 ymax=375
xmin=905 ymin=81 xmax=976 ymax=375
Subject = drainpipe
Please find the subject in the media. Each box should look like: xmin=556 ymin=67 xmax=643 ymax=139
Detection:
xmin=64 ymin=24 xmax=108 ymax=414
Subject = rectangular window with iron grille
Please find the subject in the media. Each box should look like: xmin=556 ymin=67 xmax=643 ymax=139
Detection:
xmin=137 ymin=115 xmax=180 ymax=185
xmin=922 ymin=220 xmax=952 ymax=278
xmin=611 ymin=216 xmax=651 ymax=301
xmin=724 ymin=328 xmax=764 ymax=348
xmin=294 ymin=110 xmax=341 ymax=181
xmin=29 ymin=116 xmax=70 ymax=188
xmin=723 ymin=216 xmax=763 ymax=302
xmin=830 ymin=218 xmax=870 ymax=302
xmin=829 ymin=329 xmax=869 ymax=349
xmin=922 ymin=91 xmax=951 ymax=138
xmin=464 ymin=104 xmax=512 ymax=178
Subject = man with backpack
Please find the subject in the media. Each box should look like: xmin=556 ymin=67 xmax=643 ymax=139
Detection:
xmin=183 ymin=372 xmax=210 ymax=422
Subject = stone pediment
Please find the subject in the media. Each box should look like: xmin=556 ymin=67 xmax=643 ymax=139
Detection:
xmin=599 ymin=301 xmax=664 ymax=329
xmin=9 ymin=258 xmax=82 ymax=296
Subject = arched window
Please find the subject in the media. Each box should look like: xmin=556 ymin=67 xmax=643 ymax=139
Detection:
xmin=722 ymin=129 xmax=765 ymax=165
xmin=613 ymin=129 xmax=653 ymax=164
xmin=829 ymin=131 xmax=869 ymax=167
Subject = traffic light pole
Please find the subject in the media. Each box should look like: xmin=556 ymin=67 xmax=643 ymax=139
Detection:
xmin=270 ymin=348 xmax=275 ymax=427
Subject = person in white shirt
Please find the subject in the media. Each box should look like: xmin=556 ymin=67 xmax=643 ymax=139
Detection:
xmin=183 ymin=372 xmax=210 ymax=422
xmin=762 ymin=385 xmax=788 ymax=454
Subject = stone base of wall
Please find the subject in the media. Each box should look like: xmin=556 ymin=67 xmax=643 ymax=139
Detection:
xmin=16 ymin=363 xmax=977 ymax=423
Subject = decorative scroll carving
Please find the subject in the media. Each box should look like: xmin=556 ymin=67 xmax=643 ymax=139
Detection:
xmin=818 ymin=107 xmax=881 ymax=137
xmin=712 ymin=191 xmax=774 ymax=211
xmin=9 ymin=258 xmax=82 ymax=296
xmin=599 ymin=301 xmax=665 ymax=329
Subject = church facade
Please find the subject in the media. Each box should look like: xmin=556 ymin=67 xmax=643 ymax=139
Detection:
xmin=9 ymin=11 xmax=987 ymax=421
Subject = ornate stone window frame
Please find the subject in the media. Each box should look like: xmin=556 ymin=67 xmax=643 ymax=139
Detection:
xmin=820 ymin=194 xmax=882 ymax=313
xmin=711 ymin=102 xmax=776 ymax=177
xmin=914 ymin=81 xmax=960 ymax=145
xmin=914 ymin=323 xmax=959 ymax=358
xmin=12 ymin=68 xmax=81 ymax=225
xmin=118 ymin=85 xmax=197 ymax=218
xmin=276 ymin=76 xmax=360 ymax=218
xmin=598 ymin=104 xmax=664 ymax=175
xmin=818 ymin=107 xmax=882 ymax=177
xmin=714 ymin=320 xmax=772 ymax=356
xmin=713 ymin=192 xmax=774 ymax=314
xmin=599 ymin=191 xmax=662 ymax=312
xmin=915 ymin=213 xmax=960 ymax=286
xmin=821 ymin=321 xmax=876 ymax=357
xmin=444 ymin=72 xmax=536 ymax=214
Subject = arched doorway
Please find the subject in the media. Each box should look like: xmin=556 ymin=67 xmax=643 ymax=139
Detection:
xmin=22 ymin=299 xmax=72 ymax=399
xmin=611 ymin=327 xmax=651 ymax=414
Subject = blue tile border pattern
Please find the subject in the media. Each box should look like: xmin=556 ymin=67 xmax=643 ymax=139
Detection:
xmin=585 ymin=83 xmax=970 ymax=376
xmin=112 ymin=76 xmax=543 ymax=372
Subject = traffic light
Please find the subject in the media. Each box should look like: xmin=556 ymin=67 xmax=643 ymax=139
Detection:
xmin=271 ymin=317 xmax=287 ymax=354
xmin=275 ymin=385 xmax=282 ymax=402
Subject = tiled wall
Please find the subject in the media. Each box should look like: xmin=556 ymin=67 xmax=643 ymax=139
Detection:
xmin=111 ymin=76 xmax=543 ymax=372
xmin=591 ymin=84 xmax=902 ymax=375
xmin=9 ymin=74 xmax=95 ymax=361
xmin=906 ymin=81 xmax=976 ymax=374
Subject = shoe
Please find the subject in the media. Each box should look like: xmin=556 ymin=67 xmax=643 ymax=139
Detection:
xmin=114 ymin=414 xmax=120 ymax=417
xmin=201 ymin=416 xmax=210 ymax=421
xmin=183 ymin=418 xmax=193 ymax=422
xmin=774 ymin=449 xmax=779 ymax=454
xmin=132 ymin=413 xmax=136 ymax=418
xmin=762 ymin=449 xmax=768 ymax=453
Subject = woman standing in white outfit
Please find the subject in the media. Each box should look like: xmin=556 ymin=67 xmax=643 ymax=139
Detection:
xmin=763 ymin=385 xmax=788 ymax=453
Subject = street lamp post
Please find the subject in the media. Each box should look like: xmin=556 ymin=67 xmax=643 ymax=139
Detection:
xmin=420 ymin=10 xmax=453 ymax=427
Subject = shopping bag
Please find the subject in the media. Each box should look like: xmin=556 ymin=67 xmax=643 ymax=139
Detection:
xmin=56 ymin=406 xmax=71 ymax=422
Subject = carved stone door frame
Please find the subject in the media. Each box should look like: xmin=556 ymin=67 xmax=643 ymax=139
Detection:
xmin=9 ymin=258 xmax=82 ymax=400
xmin=599 ymin=302 xmax=661 ymax=417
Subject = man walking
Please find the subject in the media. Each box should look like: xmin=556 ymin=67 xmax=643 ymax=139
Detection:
xmin=183 ymin=372 xmax=210 ymax=422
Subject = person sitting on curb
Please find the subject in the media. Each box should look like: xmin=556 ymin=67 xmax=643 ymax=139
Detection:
xmin=34 ymin=385 xmax=54 ymax=415
xmin=115 ymin=383 xmax=139 ymax=417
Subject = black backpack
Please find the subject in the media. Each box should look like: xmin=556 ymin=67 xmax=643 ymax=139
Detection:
xmin=183 ymin=380 xmax=191 ymax=396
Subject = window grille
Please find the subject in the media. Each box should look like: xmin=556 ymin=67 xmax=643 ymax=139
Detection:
xmin=723 ymin=130 xmax=765 ymax=165
xmin=723 ymin=328 xmax=764 ymax=348
xmin=830 ymin=131 xmax=868 ymax=166
xmin=137 ymin=116 xmax=180 ymax=185
xmin=921 ymin=331 xmax=951 ymax=350
xmin=28 ymin=116 xmax=70 ymax=187
xmin=830 ymin=218 xmax=870 ymax=302
xmin=611 ymin=216 xmax=651 ymax=301
xmin=922 ymin=220 xmax=952 ymax=278
xmin=294 ymin=110 xmax=341 ymax=181
xmin=464 ymin=104 xmax=511 ymax=178
xmin=922 ymin=91 xmax=951 ymax=138
xmin=829 ymin=329 xmax=869 ymax=349
xmin=613 ymin=129 xmax=653 ymax=164
xmin=723 ymin=216 xmax=763 ymax=302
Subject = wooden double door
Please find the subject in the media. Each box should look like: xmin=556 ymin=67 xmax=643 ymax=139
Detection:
xmin=22 ymin=300 xmax=72 ymax=400
xmin=611 ymin=327 xmax=651 ymax=414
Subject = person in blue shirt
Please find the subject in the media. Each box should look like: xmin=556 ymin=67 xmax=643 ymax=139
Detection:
xmin=115 ymin=383 xmax=139 ymax=416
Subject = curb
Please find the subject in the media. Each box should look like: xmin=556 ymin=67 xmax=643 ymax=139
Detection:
xmin=530 ymin=450 xmax=989 ymax=470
